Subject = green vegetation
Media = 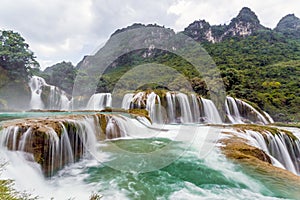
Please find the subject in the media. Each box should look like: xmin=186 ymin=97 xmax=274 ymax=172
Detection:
xmin=203 ymin=31 xmax=300 ymax=122
xmin=232 ymin=124 xmax=297 ymax=141
xmin=38 ymin=61 xmax=77 ymax=94
xmin=272 ymin=122 xmax=300 ymax=128
xmin=0 ymin=30 xmax=39 ymax=110
xmin=0 ymin=163 xmax=38 ymax=200
xmin=1 ymin=12 xmax=299 ymax=122
xmin=0 ymin=30 xmax=39 ymax=79
xmin=76 ymin=28 xmax=299 ymax=122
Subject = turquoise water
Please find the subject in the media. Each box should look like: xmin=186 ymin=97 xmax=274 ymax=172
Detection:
xmin=79 ymin=138 xmax=290 ymax=200
xmin=0 ymin=111 xmax=133 ymax=122
xmin=0 ymin=131 xmax=296 ymax=199
xmin=0 ymin=112 xmax=298 ymax=199
xmin=0 ymin=111 xmax=74 ymax=122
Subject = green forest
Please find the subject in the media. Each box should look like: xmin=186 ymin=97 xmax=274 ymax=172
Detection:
xmin=74 ymin=29 xmax=300 ymax=122
xmin=1 ymin=14 xmax=300 ymax=122
xmin=204 ymin=30 xmax=300 ymax=122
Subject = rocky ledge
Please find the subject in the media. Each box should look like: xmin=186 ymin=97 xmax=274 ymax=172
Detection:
xmin=0 ymin=109 xmax=149 ymax=176
xmin=220 ymin=125 xmax=300 ymax=199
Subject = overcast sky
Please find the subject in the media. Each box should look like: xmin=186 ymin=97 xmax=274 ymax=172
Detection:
xmin=0 ymin=0 xmax=299 ymax=70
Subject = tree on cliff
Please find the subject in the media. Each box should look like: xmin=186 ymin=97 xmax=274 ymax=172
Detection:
xmin=0 ymin=30 xmax=39 ymax=79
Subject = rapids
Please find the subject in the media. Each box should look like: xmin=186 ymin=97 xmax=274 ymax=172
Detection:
xmin=0 ymin=112 xmax=299 ymax=199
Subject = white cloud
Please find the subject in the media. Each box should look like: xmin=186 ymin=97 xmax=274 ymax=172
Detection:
xmin=168 ymin=0 xmax=300 ymax=30
xmin=0 ymin=0 xmax=300 ymax=69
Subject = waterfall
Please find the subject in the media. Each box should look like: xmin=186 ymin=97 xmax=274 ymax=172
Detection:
xmin=28 ymin=76 xmax=71 ymax=110
xmin=234 ymin=98 xmax=270 ymax=124
xmin=176 ymin=93 xmax=193 ymax=123
xmin=121 ymin=92 xmax=272 ymax=125
xmin=86 ymin=93 xmax=112 ymax=110
xmin=0 ymin=116 xmax=100 ymax=176
xmin=263 ymin=111 xmax=274 ymax=124
xmin=191 ymin=94 xmax=201 ymax=123
xmin=166 ymin=92 xmax=176 ymax=123
xmin=225 ymin=97 xmax=273 ymax=124
xmin=29 ymin=76 xmax=46 ymax=109
xmin=106 ymin=116 xmax=128 ymax=139
xmin=121 ymin=93 xmax=134 ymax=110
xmin=0 ymin=114 xmax=147 ymax=176
xmin=146 ymin=92 xmax=163 ymax=124
xmin=132 ymin=92 xmax=146 ymax=108
xmin=267 ymin=133 xmax=300 ymax=174
xmin=225 ymin=96 xmax=243 ymax=124
xmin=128 ymin=92 xmax=164 ymax=123
xmin=200 ymin=98 xmax=222 ymax=124
xmin=48 ymin=86 xmax=71 ymax=110
xmin=234 ymin=129 xmax=300 ymax=175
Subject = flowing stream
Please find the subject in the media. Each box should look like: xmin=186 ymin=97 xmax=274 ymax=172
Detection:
xmin=0 ymin=112 xmax=298 ymax=199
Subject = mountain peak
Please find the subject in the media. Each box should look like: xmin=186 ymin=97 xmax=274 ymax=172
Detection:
xmin=111 ymin=23 xmax=166 ymax=37
xmin=228 ymin=7 xmax=264 ymax=30
xmin=275 ymin=14 xmax=300 ymax=31
xmin=275 ymin=14 xmax=300 ymax=39
xmin=235 ymin=7 xmax=260 ymax=24
xmin=183 ymin=7 xmax=266 ymax=43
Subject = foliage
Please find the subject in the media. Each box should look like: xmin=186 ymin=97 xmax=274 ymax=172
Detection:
xmin=38 ymin=61 xmax=77 ymax=94
xmin=0 ymin=30 xmax=39 ymax=79
xmin=89 ymin=193 xmax=102 ymax=200
xmin=83 ymin=30 xmax=299 ymax=122
xmin=203 ymin=31 xmax=300 ymax=122
xmin=0 ymin=163 xmax=38 ymax=200
xmin=0 ymin=30 xmax=38 ymax=110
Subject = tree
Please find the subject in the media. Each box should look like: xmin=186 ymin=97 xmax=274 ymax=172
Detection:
xmin=0 ymin=30 xmax=39 ymax=78
xmin=41 ymin=61 xmax=76 ymax=94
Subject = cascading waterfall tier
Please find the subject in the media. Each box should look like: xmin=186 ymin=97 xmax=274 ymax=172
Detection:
xmin=28 ymin=76 xmax=71 ymax=110
xmin=200 ymin=97 xmax=222 ymax=124
xmin=28 ymin=78 xmax=273 ymax=125
xmin=225 ymin=96 xmax=244 ymax=124
xmin=119 ymin=91 xmax=272 ymax=124
xmin=0 ymin=113 xmax=142 ymax=176
xmin=29 ymin=76 xmax=47 ymax=109
xmin=86 ymin=93 xmax=112 ymax=110
xmin=231 ymin=125 xmax=300 ymax=175
xmin=226 ymin=97 xmax=270 ymax=124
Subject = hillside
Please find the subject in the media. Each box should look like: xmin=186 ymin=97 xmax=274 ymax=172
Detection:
xmin=72 ymin=7 xmax=300 ymax=122
xmin=183 ymin=7 xmax=268 ymax=43
xmin=0 ymin=30 xmax=39 ymax=109
xmin=1 ymin=7 xmax=298 ymax=122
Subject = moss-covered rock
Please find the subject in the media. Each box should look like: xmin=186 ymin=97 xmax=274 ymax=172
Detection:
xmin=128 ymin=109 xmax=151 ymax=122
xmin=232 ymin=124 xmax=297 ymax=141
xmin=97 ymin=113 xmax=108 ymax=137
xmin=0 ymin=112 xmax=150 ymax=176
xmin=221 ymin=134 xmax=271 ymax=163
xmin=220 ymin=129 xmax=300 ymax=199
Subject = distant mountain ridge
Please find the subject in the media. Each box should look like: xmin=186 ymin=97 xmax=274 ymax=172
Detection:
xmin=183 ymin=7 xmax=300 ymax=42
xmin=39 ymin=7 xmax=300 ymax=122
xmin=275 ymin=14 xmax=300 ymax=39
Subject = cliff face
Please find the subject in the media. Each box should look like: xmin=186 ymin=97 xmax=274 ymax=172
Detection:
xmin=275 ymin=14 xmax=300 ymax=39
xmin=183 ymin=7 xmax=268 ymax=43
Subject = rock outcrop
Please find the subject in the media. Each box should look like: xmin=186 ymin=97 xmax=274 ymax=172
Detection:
xmin=220 ymin=125 xmax=300 ymax=199
xmin=275 ymin=14 xmax=300 ymax=39
xmin=0 ymin=110 xmax=149 ymax=176
xmin=183 ymin=7 xmax=268 ymax=43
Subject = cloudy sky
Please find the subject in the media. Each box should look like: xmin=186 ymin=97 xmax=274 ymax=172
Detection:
xmin=0 ymin=0 xmax=299 ymax=69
